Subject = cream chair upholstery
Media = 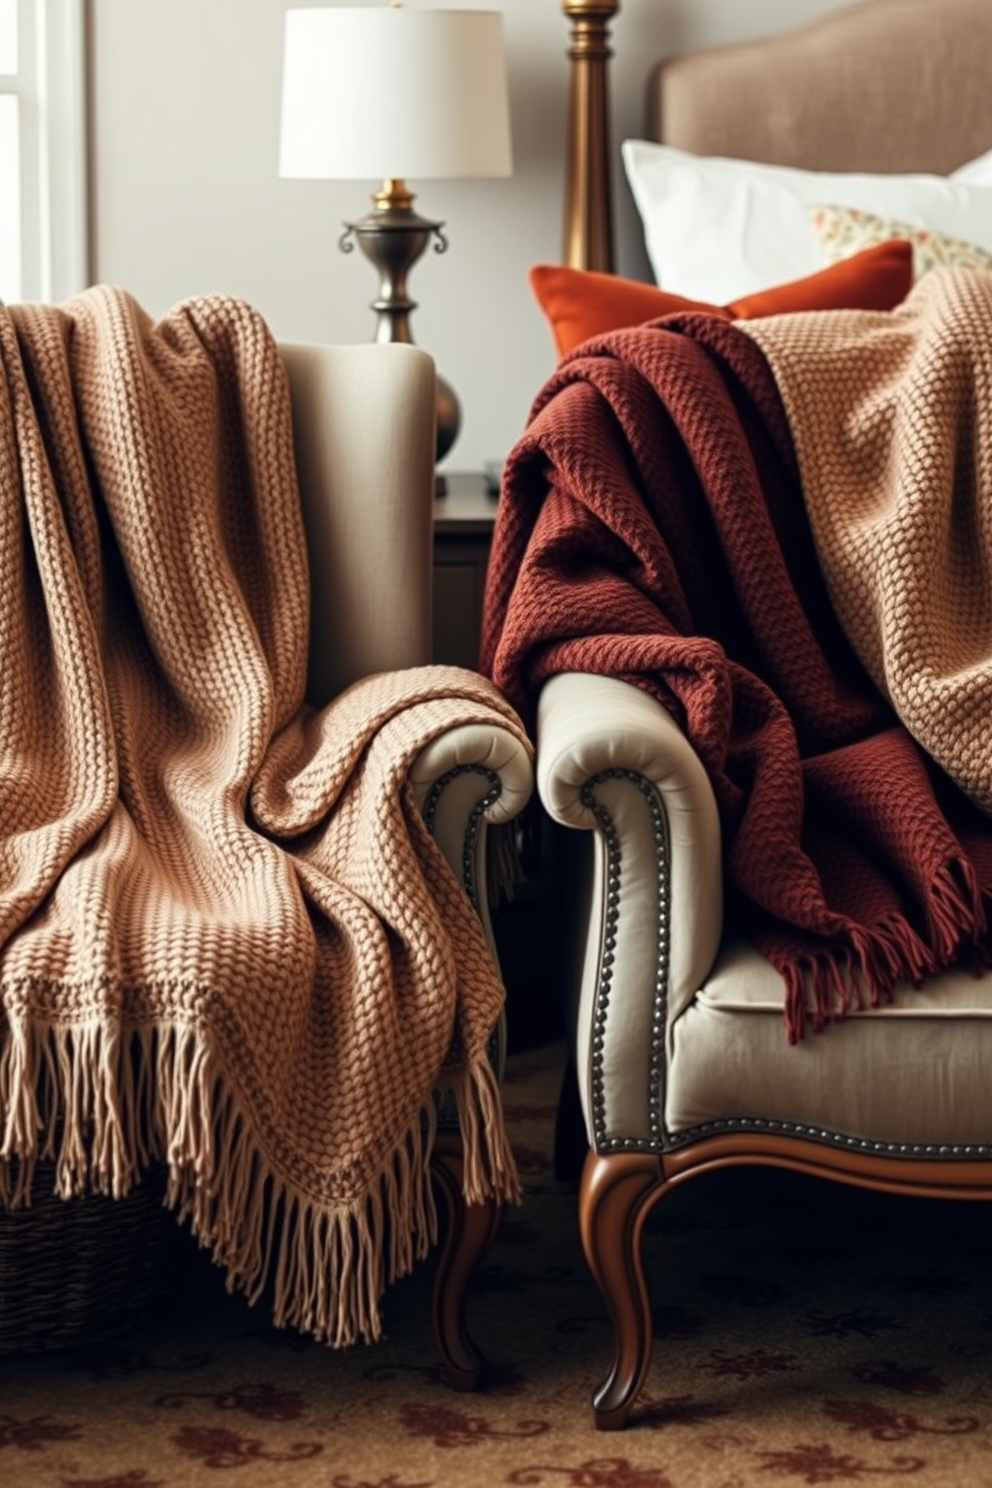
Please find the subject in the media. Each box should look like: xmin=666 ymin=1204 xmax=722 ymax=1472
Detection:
xmin=281 ymin=341 xmax=436 ymax=701
xmin=538 ymin=669 xmax=992 ymax=1429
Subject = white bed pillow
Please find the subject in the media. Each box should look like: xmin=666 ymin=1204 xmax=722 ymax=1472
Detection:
xmin=622 ymin=139 xmax=992 ymax=303
xmin=952 ymin=147 xmax=992 ymax=186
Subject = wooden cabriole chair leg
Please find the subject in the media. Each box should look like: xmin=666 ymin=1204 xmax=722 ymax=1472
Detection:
xmin=429 ymin=1128 xmax=503 ymax=1390
xmin=579 ymin=1146 xmax=666 ymax=1430
xmin=581 ymin=1132 xmax=992 ymax=1430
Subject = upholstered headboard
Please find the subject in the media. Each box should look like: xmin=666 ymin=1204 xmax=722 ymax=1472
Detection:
xmin=562 ymin=0 xmax=992 ymax=272
xmin=650 ymin=0 xmax=992 ymax=173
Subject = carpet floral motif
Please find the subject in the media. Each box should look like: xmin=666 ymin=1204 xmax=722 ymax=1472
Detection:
xmin=4 ymin=1039 xmax=992 ymax=1485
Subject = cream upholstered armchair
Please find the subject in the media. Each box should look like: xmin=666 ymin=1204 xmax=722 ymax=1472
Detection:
xmin=537 ymin=669 xmax=992 ymax=1430
xmin=476 ymin=0 xmax=992 ymax=1441
xmin=0 ymin=333 xmax=532 ymax=1390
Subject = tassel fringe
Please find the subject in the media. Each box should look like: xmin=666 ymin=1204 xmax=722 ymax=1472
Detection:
xmin=0 ymin=1014 xmax=519 ymax=1348
xmin=782 ymin=855 xmax=990 ymax=1044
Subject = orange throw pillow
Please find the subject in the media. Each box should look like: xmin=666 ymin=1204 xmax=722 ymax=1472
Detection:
xmin=529 ymin=239 xmax=915 ymax=358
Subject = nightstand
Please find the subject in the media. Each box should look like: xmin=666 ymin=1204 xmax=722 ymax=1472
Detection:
xmin=432 ymin=472 xmax=498 ymax=667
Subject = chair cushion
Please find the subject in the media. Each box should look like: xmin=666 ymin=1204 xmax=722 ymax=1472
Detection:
xmin=667 ymin=938 xmax=992 ymax=1152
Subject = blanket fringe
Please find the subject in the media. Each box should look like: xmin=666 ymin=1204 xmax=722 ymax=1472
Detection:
xmin=0 ymin=1012 xmax=138 ymax=1205
xmin=782 ymin=856 xmax=989 ymax=1044
xmin=925 ymin=856 xmax=988 ymax=964
xmin=441 ymin=1050 xmax=523 ymax=1209
xmin=0 ymin=1014 xmax=519 ymax=1348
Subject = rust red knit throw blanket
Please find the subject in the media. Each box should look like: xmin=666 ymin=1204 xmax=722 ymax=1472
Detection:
xmin=0 ymin=287 xmax=527 ymax=1346
xmin=482 ymin=310 xmax=992 ymax=1042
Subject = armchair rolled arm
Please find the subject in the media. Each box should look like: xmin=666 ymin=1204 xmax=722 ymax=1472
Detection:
xmin=411 ymin=718 xmax=534 ymax=922
xmin=409 ymin=719 xmax=533 ymax=1090
xmin=537 ymin=672 xmax=722 ymax=1151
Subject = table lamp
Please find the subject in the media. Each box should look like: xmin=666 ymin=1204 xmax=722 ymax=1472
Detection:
xmin=279 ymin=5 xmax=513 ymax=489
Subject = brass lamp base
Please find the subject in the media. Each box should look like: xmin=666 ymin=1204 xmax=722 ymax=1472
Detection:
xmin=340 ymin=178 xmax=462 ymax=480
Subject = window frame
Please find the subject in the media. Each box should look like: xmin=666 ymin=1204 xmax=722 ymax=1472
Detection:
xmin=0 ymin=0 xmax=87 ymax=304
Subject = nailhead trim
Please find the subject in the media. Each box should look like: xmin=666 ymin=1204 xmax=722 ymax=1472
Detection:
xmin=576 ymin=780 xmax=992 ymax=1165
xmin=422 ymin=764 xmax=502 ymax=913
xmin=580 ymin=768 xmax=670 ymax=1156
xmin=665 ymin=1117 xmax=992 ymax=1161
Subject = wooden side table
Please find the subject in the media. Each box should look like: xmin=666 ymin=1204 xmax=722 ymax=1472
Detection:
xmin=432 ymin=472 xmax=498 ymax=668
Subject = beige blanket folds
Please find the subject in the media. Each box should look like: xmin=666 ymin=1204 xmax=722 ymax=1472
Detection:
xmin=743 ymin=267 xmax=992 ymax=819
xmin=0 ymin=286 xmax=528 ymax=1346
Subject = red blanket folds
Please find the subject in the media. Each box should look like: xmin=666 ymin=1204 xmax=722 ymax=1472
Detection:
xmin=481 ymin=315 xmax=992 ymax=1041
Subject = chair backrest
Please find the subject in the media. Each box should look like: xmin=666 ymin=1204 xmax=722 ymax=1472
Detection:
xmin=278 ymin=340 xmax=437 ymax=704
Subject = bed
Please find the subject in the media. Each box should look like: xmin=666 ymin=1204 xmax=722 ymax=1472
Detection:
xmin=482 ymin=0 xmax=992 ymax=1431
xmin=560 ymin=0 xmax=992 ymax=276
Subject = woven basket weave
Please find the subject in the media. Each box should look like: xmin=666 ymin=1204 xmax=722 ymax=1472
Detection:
xmin=0 ymin=1166 xmax=183 ymax=1354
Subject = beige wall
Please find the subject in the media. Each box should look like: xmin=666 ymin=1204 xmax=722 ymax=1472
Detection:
xmin=89 ymin=0 xmax=848 ymax=475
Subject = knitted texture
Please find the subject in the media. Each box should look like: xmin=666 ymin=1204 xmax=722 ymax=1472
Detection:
xmin=481 ymin=309 xmax=992 ymax=1041
xmin=741 ymin=267 xmax=992 ymax=816
xmin=0 ymin=286 xmax=527 ymax=1345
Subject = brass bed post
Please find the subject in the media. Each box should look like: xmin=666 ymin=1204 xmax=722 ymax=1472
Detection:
xmin=561 ymin=0 xmax=619 ymax=272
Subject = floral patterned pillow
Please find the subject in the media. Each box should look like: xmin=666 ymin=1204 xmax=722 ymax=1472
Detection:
xmin=811 ymin=203 xmax=992 ymax=278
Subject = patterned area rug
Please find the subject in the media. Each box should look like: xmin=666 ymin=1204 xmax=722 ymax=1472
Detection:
xmin=4 ymin=1037 xmax=992 ymax=1486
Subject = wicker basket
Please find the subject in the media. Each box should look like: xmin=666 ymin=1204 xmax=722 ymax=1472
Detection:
xmin=0 ymin=1165 xmax=184 ymax=1354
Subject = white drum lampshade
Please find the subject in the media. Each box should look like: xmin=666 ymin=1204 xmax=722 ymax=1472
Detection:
xmin=279 ymin=7 xmax=512 ymax=185
xmin=279 ymin=7 xmax=513 ymax=478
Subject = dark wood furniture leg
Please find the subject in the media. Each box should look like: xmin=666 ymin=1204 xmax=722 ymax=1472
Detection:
xmin=581 ymin=1133 xmax=992 ymax=1429
xmin=429 ymin=1128 xmax=503 ymax=1390
xmin=579 ymin=1146 xmax=665 ymax=1430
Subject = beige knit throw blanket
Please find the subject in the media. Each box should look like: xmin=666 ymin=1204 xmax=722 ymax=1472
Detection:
xmin=0 ymin=285 xmax=528 ymax=1346
xmin=742 ymin=266 xmax=992 ymax=817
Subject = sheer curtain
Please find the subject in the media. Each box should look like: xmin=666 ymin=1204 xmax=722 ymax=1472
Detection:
xmin=0 ymin=0 xmax=87 ymax=304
